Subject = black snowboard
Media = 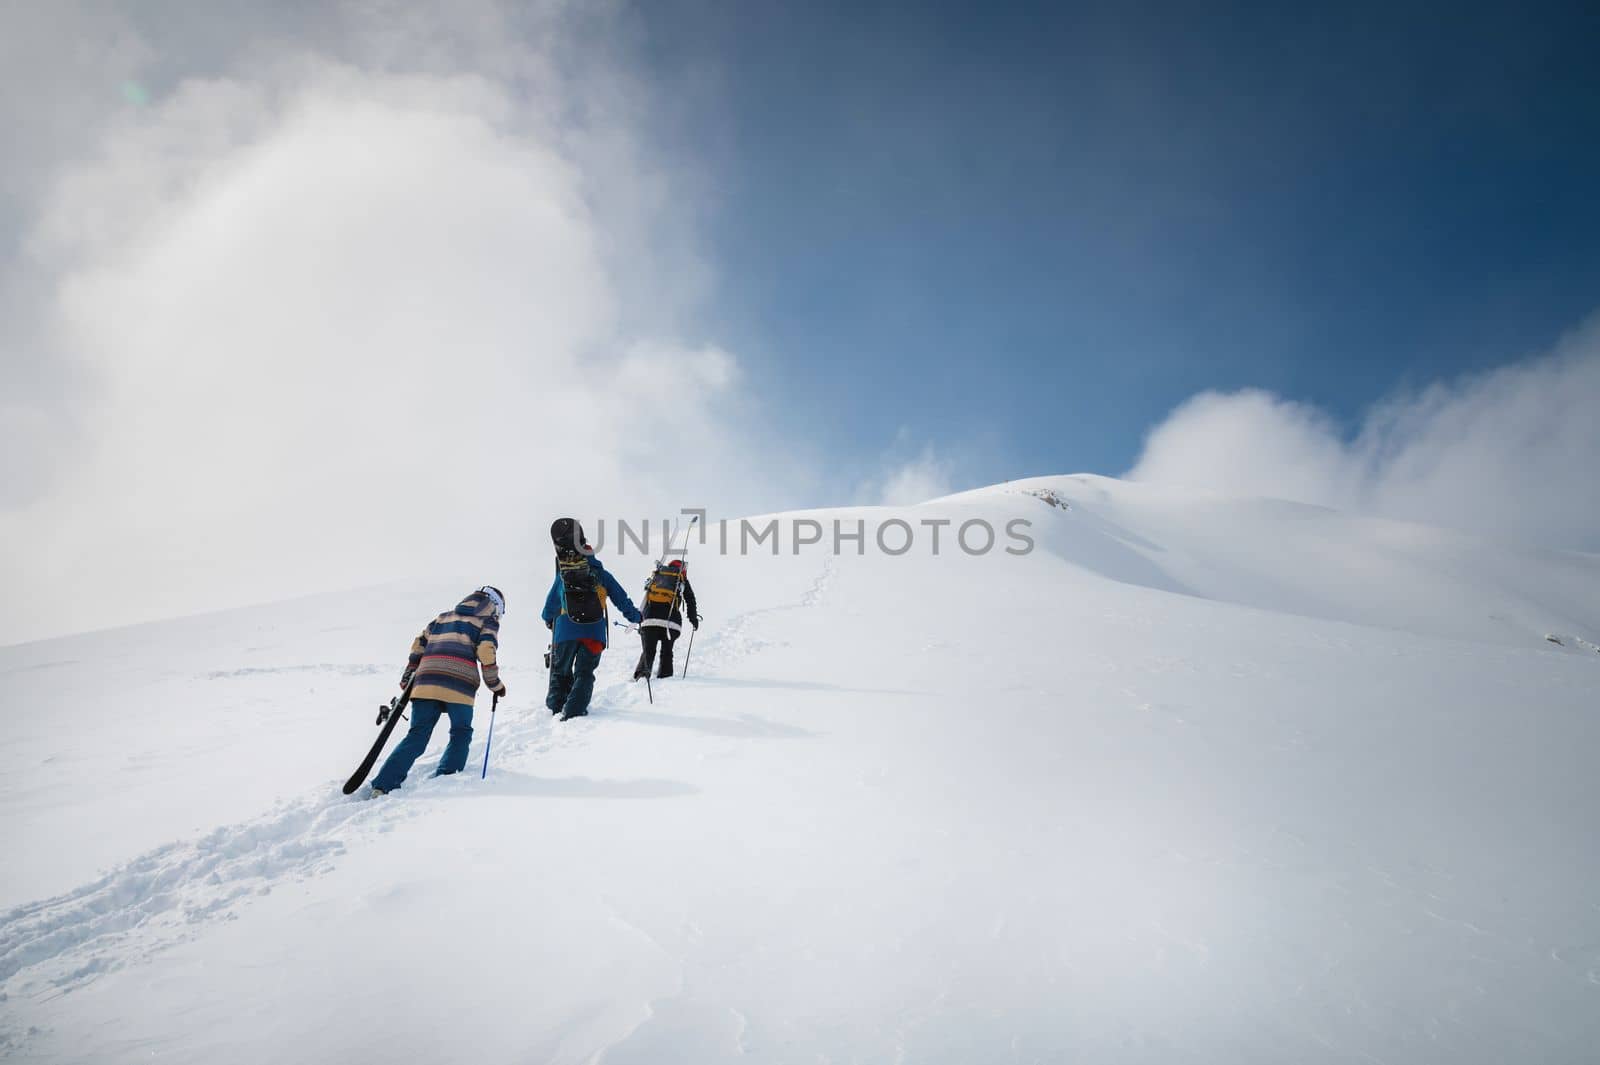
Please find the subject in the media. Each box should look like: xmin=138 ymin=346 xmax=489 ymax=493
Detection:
xmin=551 ymin=516 xmax=605 ymax=623
xmin=550 ymin=517 xmax=587 ymax=553
xmin=343 ymin=682 xmax=415 ymax=794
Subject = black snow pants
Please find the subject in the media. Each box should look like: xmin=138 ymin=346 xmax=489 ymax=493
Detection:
xmin=635 ymin=626 xmax=680 ymax=679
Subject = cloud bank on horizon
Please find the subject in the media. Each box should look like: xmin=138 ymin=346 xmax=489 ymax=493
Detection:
xmin=1127 ymin=318 xmax=1600 ymax=552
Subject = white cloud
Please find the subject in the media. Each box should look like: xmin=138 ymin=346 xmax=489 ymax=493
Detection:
xmin=0 ymin=3 xmax=808 ymax=642
xmin=874 ymin=445 xmax=954 ymax=506
xmin=1127 ymin=317 xmax=1600 ymax=551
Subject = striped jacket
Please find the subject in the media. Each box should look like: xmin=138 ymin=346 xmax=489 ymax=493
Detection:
xmin=404 ymin=591 xmax=502 ymax=706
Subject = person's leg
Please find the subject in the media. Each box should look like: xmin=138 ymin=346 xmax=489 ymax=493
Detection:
xmin=560 ymin=643 xmax=603 ymax=718
xmin=658 ymin=630 xmax=677 ymax=678
xmin=434 ymin=701 xmax=475 ymax=776
xmin=546 ymin=641 xmax=576 ymax=714
xmin=635 ymin=630 xmax=658 ymax=679
xmin=371 ymin=700 xmax=443 ymax=792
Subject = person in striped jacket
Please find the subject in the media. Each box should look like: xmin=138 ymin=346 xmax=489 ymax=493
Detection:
xmin=371 ymin=586 xmax=507 ymax=795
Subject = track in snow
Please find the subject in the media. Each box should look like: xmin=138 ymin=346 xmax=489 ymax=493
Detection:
xmin=0 ymin=556 xmax=837 ymax=1008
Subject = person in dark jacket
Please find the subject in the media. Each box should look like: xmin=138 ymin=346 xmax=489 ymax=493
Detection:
xmin=372 ymin=586 xmax=506 ymax=795
xmin=541 ymin=519 xmax=641 ymax=720
xmin=634 ymin=559 xmax=699 ymax=680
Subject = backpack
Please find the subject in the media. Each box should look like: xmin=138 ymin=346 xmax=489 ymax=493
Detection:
xmin=644 ymin=565 xmax=682 ymax=606
xmin=556 ymin=552 xmax=607 ymax=624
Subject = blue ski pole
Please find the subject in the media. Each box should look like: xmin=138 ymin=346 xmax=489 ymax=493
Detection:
xmin=481 ymin=692 xmax=498 ymax=779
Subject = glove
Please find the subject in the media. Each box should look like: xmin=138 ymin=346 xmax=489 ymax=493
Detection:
xmin=400 ymin=670 xmax=414 ymax=690
xmin=691 ymin=615 xmax=701 ymax=630
xmin=545 ymin=619 xmax=553 ymax=631
xmin=492 ymin=683 xmax=507 ymax=699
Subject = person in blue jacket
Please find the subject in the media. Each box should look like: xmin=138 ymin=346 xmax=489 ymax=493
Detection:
xmin=541 ymin=518 xmax=642 ymax=720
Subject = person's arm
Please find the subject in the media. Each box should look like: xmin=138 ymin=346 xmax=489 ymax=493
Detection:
xmin=477 ymin=616 xmax=505 ymax=696
xmin=682 ymin=579 xmax=699 ymax=627
xmin=542 ymin=578 xmax=560 ymax=631
xmin=601 ymin=569 xmax=642 ymax=625
xmin=401 ymin=627 xmax=427 ymax=687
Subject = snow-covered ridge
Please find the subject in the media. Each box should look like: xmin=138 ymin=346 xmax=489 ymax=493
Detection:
xmin=4 ymin=477 xmax=1598 ymax=1062
xmin=936 ymin=473 xmax=1600 ymax=649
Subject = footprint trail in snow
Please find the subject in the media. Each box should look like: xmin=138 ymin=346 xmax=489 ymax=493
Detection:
xmin=0 ymin=555 xmax=836 ymax=1010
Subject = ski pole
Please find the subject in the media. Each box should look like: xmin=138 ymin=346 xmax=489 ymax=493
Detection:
xmin=669 ymin=515 xmax=699 ymax=678
xmin=481 ymin=692 xmax=498 ymax=780
xmin=645 ymin=673 xmax=653 ymax=705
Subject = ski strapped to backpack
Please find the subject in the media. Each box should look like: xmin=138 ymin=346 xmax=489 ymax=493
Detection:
xmin=640 ymin=515 xmax=698 ymax=633
xmin=644 ymin=564 xmax=684 ymax=605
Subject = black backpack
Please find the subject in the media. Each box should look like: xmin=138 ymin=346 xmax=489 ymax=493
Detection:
xmin=551 ymin=518 xmax=606 ymax=624
xmin=556 ymin=551 xmax=606 ymax=624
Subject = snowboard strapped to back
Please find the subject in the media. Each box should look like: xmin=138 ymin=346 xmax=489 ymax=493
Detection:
xmin=557 ymin=552 xmax=607 ymax=623
xmin=551 ymin=517 xmax=607 ymax=624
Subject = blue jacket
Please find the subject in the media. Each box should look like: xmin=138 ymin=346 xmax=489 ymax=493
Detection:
xmin=541 ymin=554 xmax=641 ymax=646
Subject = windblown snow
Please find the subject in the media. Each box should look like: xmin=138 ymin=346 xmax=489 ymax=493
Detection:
xmin=3 ymin=475 xmax=1598 ymax=1063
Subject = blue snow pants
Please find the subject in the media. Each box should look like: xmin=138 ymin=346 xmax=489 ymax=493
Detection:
xmin=546 ymin=640 xmax=602 ymax=718
xmin=371 ymin=698 xmax=474 ymax=791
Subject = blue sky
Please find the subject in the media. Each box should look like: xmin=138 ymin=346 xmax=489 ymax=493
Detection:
xmin=629 ymin=1 xmax=1600 ymax=486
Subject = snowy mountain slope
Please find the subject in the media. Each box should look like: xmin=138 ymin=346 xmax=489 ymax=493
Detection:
xmin=942 ymin=474 xmax=1600 ymax=647
xmin=3 ymin=476 xmax=1598 ymax=1063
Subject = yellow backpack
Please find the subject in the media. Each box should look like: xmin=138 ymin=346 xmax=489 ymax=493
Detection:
xmin=644 ymin=565 xmax=682 ymax=606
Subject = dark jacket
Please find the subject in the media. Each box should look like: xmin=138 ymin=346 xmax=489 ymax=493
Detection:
xmin=641 ymin=573 xmax=697 ymax=635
